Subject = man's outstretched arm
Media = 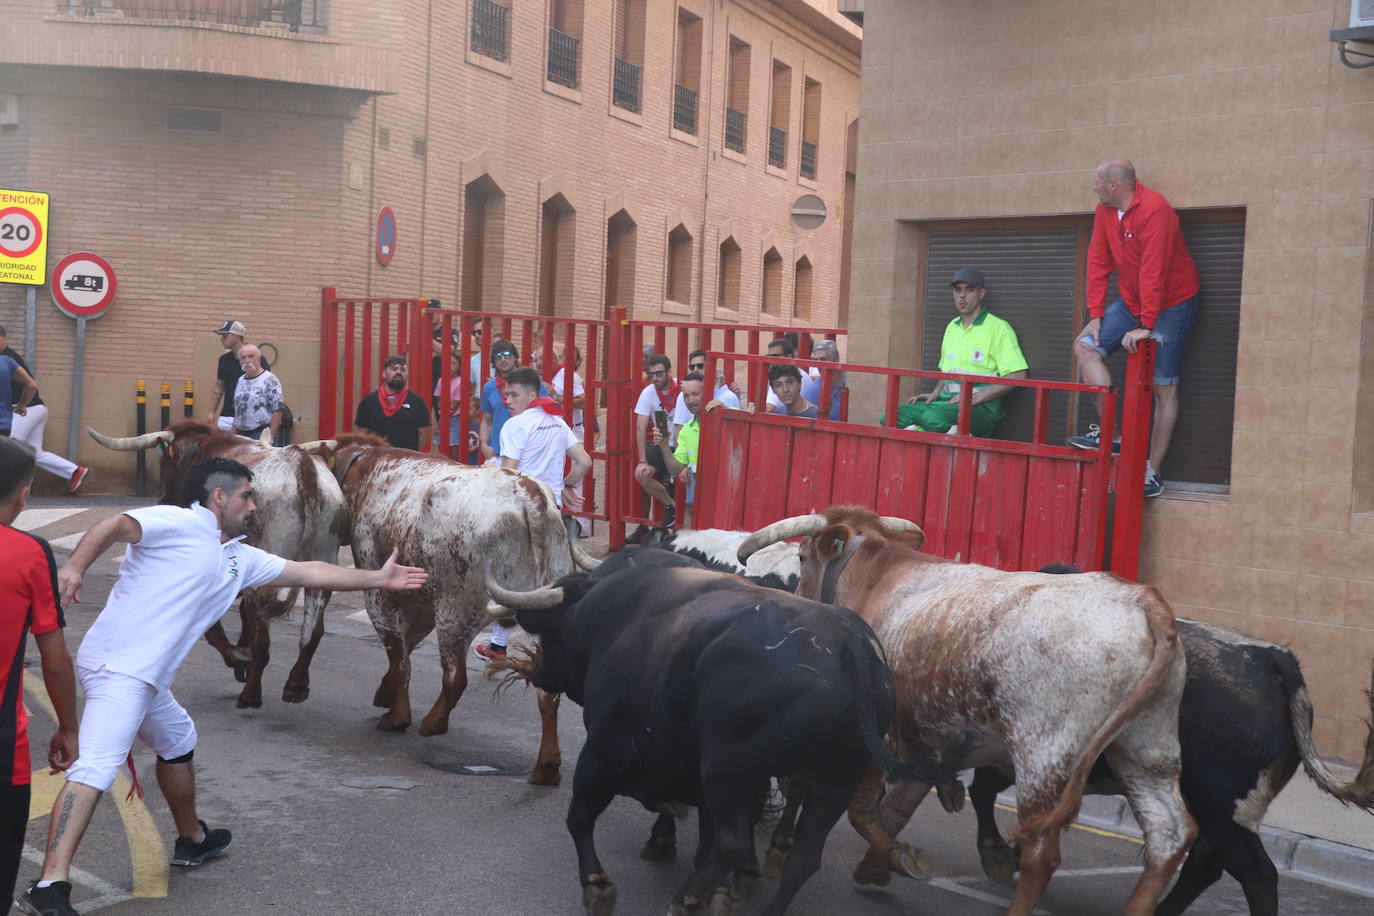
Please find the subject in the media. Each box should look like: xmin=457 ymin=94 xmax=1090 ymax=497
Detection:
xmin=269 ymin=547 xmax=428 ymax=592
xmin=58 ymin=513 xmax=143 ymax=605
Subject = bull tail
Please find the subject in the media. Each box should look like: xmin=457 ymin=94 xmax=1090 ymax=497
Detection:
xmin=843 ymin=635 xmax=944 ymax=785
xmin=1283 ymin=653 xmax=1374 ymax=811
xmin=1015 ymin=588 xmax=1181 ymax=841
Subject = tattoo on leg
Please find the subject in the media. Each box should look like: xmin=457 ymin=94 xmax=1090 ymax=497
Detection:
xmin=49 ymin=792 xmax=76 ymax=851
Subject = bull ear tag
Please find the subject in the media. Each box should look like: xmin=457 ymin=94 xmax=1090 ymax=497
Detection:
xmin=832 ymin=537 xmax=845 ymax=557
xmin=156 ymin=442 xmax=169 ymax=457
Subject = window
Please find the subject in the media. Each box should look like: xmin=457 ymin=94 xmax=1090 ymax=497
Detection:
xmin=800 ymin=78 xmax=821 ymax=179
xmin=768 ymin=60 xmax=791 ymax=169
xmin=914 ymin=212 xmax=1244 ymax=486
xmin=548 ymin=0 xmax=584 ymax=87
xmin=674 ymin=9 xmax=702 ymax=134
xmin=605 ymin=210 xmax=638 ymax=315
xmin=717 ymin=236 xmax=741 ymax=312
xmin=471 ymin=0 xmax=510 ymax=61
xmin=539 ymin=194 xmax=576 ymax=317
xmin=725 ymin=38 xmax=750 ymax=153
xmin=461 ymin=175 xmax=506 ymax=312
xmin=666 ymin=224 xmax=693 ymax=304
xmin=793 ymin=256 xmax=813 ymax=321
xmin=761 ymin=248 xmax=783 ymax=316
xmin=613 ymin=0 xmax=645 ymax=112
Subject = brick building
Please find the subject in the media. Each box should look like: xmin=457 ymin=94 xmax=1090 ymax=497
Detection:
xmin=0 ymin=0 xmax=860 ymax=484
xmin=850 ymin=0 xmax=1374 ymax=761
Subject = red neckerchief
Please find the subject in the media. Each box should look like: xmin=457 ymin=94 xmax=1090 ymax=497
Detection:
xmin=379 ymin=386 xmax=409 ymax=418
xmin=493 ymin=374 xmax=508 ymax=393
xmin=527 ymin=396 xmax=560 ymax=412
xmin=655 ymin=378 xmax=680 ymax=411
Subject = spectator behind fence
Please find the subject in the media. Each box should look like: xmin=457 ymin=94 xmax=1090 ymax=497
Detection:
xmin=433 ymin=349 xmax=480 ymax=463
xmin=654 ymin=372 xmax=706 ymax=526
xmin=800 ymin=339 xmax=844 ymax=421
xmin=633 ymin=353 xmax=680 ymax=534
xmin=768 ymin=365 xmax=819 ymax=419
xmin=427 ymin=300 xmax=460 ymax=419
xmin=672 ymin=350 xmax=741 ymax=435
xmin=889 ymin=267 xmax=1028 ymax=437
xmin=206 ymin=321 xmax=267 ymax=432
xmin=355 ymin=355 xmax=432 ymax=451
xmin=478 ymin=341 xmax=547 ymax=466
xmin=232 ymin=345 xmax=285 ymax=443
xmin=0 ymin=323 xmax=87 ymax=492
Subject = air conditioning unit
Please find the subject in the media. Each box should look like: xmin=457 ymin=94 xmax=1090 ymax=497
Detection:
xmin=1354 ymin=0 xmax=1374 ymax=29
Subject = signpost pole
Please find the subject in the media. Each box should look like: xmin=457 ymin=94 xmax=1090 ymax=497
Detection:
xmin=68 ymin=316 xmax=86 ymax=461
xmin=24 ymin=286 xmax=35 ymax=368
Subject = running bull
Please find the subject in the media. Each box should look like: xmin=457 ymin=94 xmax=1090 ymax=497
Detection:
xmin=89 ymin=419 xmax=347 ymax=709
xmin=323 ymin=433 xmax=599 ymax=784
xmin=738 ymin=507 xmax=1196 ymax=916
xmin=485 ymin=547 xmax=947 ymax=916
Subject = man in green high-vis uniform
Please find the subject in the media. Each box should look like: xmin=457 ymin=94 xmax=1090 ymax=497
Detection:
xmin=893 ymin=267 xmax=1029 ymax=437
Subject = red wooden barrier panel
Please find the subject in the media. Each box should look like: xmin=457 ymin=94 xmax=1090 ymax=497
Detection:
xmin=694 ymin=347 xmax=1154 ymax=578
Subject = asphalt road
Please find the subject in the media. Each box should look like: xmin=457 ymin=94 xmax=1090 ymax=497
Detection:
xmin=15 ymin=517 xmax=1374 ymax=915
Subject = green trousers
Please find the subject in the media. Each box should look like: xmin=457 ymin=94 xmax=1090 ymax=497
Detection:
xmin=887 ymin=400 xmax=1001 ymax=438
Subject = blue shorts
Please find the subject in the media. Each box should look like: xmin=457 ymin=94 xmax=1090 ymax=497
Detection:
xmin=1081 ymin=295 xmax=1199 ymax=386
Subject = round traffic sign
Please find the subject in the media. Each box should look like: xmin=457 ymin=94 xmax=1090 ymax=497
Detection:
xmin=0 ymin=206 xmax=42 ymax=259
xmin=51 ymin=252 xmax=117 ymax=320
xmin=376 ymin=207 xmax=397 ymax=266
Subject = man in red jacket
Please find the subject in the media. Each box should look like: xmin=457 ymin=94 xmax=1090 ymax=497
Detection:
xmin=1071 ymin=158 xmax=1199 ymax=498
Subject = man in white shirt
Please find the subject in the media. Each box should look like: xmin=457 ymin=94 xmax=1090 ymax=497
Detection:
xmin=232 ymin=344 xmax=284 ymax=442
xmin=632 ymin=354 xmax=680 ymax=534
xmin=19 ymin=458 xmax=427 ymax=916
xmin=671 ymin=350 xmax=742 ymax=435
xmin=473 ymin=368 xmax=591 ymax=661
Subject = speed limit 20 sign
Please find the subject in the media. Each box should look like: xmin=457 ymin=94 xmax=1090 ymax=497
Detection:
xmin=0 ymin=188 xmax=49 ymax=286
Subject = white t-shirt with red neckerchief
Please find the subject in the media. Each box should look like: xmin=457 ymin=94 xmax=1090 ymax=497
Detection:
xmin=499 ymin=406 xmax=580 ymax=508
xmin=633 ymin=380 xmax=680 ymax=442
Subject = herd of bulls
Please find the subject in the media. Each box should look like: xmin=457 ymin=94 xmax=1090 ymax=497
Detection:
xmin=88 ymin=423 xmax=1374 ymax=916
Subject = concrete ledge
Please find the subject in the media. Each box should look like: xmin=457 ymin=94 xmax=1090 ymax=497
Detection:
xmin=996 ymin=790 xmax=1374 ymax=897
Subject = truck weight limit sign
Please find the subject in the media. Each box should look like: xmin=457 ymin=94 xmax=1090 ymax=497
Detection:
xmin=51 ymin=251 xmax=117 ymax=320
xmin=0 ymin=188 xmax=50 ymax=286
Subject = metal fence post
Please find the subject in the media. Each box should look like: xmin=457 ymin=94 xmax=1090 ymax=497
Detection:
xmin=319 ymin=287 xmax=338 ymax=438
xmin=1110 ymin=340 xmax=1155 ymax=580
xmin=606 ymin=307 xmax=628 ymax=550
xmin=135 ymin=379 xmax=147 ymax=497
xmin=183 ymin=380 xmax=194 ymax=418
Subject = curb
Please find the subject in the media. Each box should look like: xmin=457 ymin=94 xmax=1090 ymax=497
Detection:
xmin=997 ymin=790 xmax=1374 ymax=898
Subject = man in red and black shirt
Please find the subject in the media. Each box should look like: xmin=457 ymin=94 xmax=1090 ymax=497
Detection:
xmin=633 ymin=353 xmax=681 ymax=531
xmin=1072 ymin=157 xmax=1200 ymax=498
xmin=1 ymin=438 xmax=78 ymax=914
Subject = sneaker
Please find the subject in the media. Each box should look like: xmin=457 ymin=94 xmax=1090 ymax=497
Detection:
xmin=1068 ymin=425 xmax=1123 ymax=453
xmin=67 ymin=466 xmax=89 ymax=494
xmin=17 ymin=881 xmax=77 ymax=916
xmin=662 ymin=504 xmax=677 ymax=528
xmin=1144 ymin=466 xmax=1164 ymax=499
xmin=474 ymin=642 xmax=507 ymax=663
xmin=171 ymin=819 xmax=232 ymax=866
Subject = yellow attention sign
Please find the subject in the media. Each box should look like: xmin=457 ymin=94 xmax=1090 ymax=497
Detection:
xmin=0 ymin=187 xmax=50 ymax=286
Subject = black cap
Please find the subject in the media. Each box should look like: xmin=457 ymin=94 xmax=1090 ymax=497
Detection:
xmin=950 ymin=267 xmax=986 ymax=287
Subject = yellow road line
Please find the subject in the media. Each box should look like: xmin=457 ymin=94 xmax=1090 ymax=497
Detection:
xmin=994 ymin=801 xmax=1145 ymax=846
xmin=23 ymin=681 xmax=169 ymax=898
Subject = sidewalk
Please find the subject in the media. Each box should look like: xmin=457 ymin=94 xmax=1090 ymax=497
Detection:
xmin=18 ymin=496 xmax=1374 ymax=897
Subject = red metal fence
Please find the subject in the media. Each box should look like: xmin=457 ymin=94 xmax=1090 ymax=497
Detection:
xmin=317 ymin=289 xmax=1151 ymax=577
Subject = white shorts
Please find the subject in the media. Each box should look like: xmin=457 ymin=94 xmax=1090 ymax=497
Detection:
xmin=215 ymin=416 xmax=234 ymax=431
xmin=64 ymin=667 xmax=197 ymax=793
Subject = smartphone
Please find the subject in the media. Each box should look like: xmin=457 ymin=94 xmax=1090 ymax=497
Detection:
xmin=653 ymin=409 xmax=670 ymax=441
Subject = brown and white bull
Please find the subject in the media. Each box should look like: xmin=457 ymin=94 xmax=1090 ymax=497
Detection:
xmin=88 ymin=419 xmax=348 ymax=709
xmin=738 ymin=506 xmax=1196 ymax=916
xmin=321 ymin=434 xmax=599 ymax=785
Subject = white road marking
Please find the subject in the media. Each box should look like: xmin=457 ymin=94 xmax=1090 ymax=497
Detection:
xmin=927 ymin=878 xmax=1047 ymax=913
xmin=46 ymin=531 xmax=87 ymax=551
xmin=21 ymin=845 xmax=133 ymax=909
xmin=14 ymin=507 xmax=88 ymax=529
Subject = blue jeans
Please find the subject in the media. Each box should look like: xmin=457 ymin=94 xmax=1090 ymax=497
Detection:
xmin=1082 ymin=295 xmax=1199 ymax=386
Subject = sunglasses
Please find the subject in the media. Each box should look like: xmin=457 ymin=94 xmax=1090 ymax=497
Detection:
xmin=494 ymin=351 xmax=517 ymax=360
xmin=647 ymin=369 xmax=667 ymax=378
xmin=688 ymin=362 xmax=706 ymax=371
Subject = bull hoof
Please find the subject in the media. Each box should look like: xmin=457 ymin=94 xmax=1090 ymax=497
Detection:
xmin=852 ymin=849 xmax=893 ymax=887
xmin=936 ymin=778 xmax=966 ymax=813
xmin=978 ymin=841 xmax=1017 ymax=886
xmin=707 ymin=886 xmax=738 ymax=916
xmin=375 ymin=714 xmax=410 ymax=732
xmin=763 ymin=837 xmax=793 ymax=878
xmin=222 ymin=647 xmax=252 ymax=668
xmin=372 ymin=686 xmax=393 ymax=708
xmin=582 ymin=875 xmax=616 ymax=915
xmin=891 ymin=842 xmax=932 ymax=882
xmin=528 ymin=761 xmax=563 ymax=787
xmin=417 ymin=716 xmax=448 ymax=737
xmin=233 ymin=666 xmax=249 ymax=684
xmin=281 ymin=683 xmax=310 ymax=704
xmin=235 ymin=693 xmax=262 ymax=710
xmin=639 ymin=836 xmax=677 ymax=862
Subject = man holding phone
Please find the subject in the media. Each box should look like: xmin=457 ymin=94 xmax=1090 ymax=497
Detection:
xmin=632 ymin=353 xmax=680 ymax=534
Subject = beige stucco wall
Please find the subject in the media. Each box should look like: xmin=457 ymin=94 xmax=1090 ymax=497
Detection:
xmin=853 ymin=0 xmax=1374 ymax=761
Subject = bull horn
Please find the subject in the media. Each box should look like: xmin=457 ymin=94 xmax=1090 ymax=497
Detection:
xmin=486 ymin=600 xmax=518 ymax=619
xmin=879 ymin=516 xmax=924 ymax=537
xmin=485 ymin=571 xmax=565 ymax=611
xmin=295 ymin=439 xmax=338 ymax=454
xmin=570 ymin=542 xmax=603 ymax=571
xmin=87 ymin=427 xmax=173 ymax=451
xmin=737 ymin=514 xmax=829 ymax=564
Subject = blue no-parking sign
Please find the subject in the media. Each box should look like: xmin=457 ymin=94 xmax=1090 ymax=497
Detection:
xmin=375 ymin=207 xmax=397 ymax=266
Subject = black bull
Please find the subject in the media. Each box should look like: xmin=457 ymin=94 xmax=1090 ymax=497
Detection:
xmin=487 ymin=547 xmax=946 ymax=916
